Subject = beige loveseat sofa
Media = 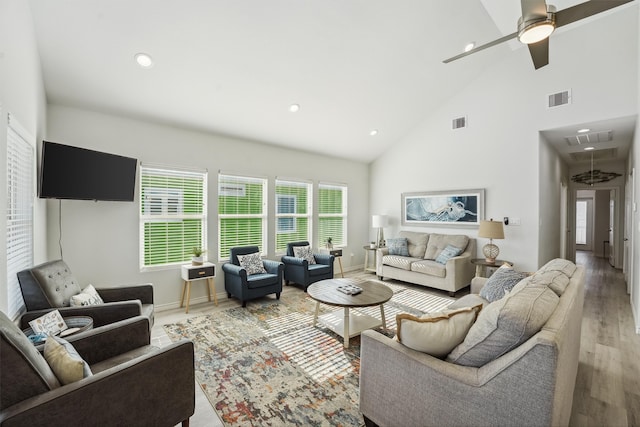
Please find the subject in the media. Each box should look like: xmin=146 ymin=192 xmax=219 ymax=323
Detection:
xmin=376 ymin=231 xmax=475 ymax=296
xmin=360 ymin=258 xmax=585 ymax=427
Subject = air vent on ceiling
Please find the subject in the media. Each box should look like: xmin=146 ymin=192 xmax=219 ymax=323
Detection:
xmin=564 ymin=130 xmax=613 ymax=147
xmin=548 ymin=90 xmax=571 ymax=108
xmin=569 ymin=148 xmax=618 ymax=163
xmin=452 ymin=116 xmax=467 ymax=130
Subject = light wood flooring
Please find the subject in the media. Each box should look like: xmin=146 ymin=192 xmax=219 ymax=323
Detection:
xmin=570 ymin=251 xmax=640 ymax=427
xmin=155 ymin=252 xmax=640 ymax=427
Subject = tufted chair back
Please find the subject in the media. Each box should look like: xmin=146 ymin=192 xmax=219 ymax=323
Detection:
xmin=17 ymin=260 xmax=82 ymax=311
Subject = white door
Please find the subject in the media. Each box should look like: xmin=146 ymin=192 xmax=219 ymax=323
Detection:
xmin=610 ymin=189 xmax=616 ymax=267
xmin=576 ymin=199 xmax=593 ymax=251
xmin=624 ymin=169 xmax=634 ymax=292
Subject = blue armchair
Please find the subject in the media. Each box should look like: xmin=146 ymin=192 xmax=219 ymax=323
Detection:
xmin=281 ymin=241 xmax=335 ymax=291
xmin=222 ymin=246 xmax=284 ymax=307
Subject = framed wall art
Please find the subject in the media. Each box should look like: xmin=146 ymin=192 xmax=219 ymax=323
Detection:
xmin=401 ymin=189 xmax=485 ymax=227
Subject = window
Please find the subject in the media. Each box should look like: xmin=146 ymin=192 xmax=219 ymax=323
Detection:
xmin=275 ymin=179 xmax=311 ymax=252
xmin=218 ymin=173 xmax=267 ymax=260
xmin=318 ymin=182 xmax=347 ymax=247
xmin=140 ymin=165 xmax=207 ymax=269
xmin=6 ymin=113 xmax=35 ymax=319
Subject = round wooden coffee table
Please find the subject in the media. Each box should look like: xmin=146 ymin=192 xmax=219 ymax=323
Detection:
xmin=307 ymin=278 xmax=393 ymax=348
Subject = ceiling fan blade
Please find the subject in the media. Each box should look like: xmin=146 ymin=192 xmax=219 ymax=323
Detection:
xmin=528 ymin=38 xmax=549 ymax=69
xmin=521 ymin=0 xmax=549 ymax=19
xmin=443 ymin=32 xmax=517 ymax=64
xmin=555 ymin=0 xmax=633 ymax=28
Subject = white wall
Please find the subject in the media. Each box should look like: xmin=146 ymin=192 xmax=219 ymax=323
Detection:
xmin=0 ymin=0 xmax=48 ymax=314
xmin=45 ymin=105 xmax=369 ymax=309
xmin=370 ymin=7 xmax=638 ymax=273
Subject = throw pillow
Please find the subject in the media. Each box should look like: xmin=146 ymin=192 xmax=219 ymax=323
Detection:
xmin=447 ymin=284 xmax=559 ymax=367
xmin=237 ymin=252 xmax=267 ymax=275
xmin=396 ymin=305 xmax=482 ymax=358
xmin=387 ymin=238 xmax=410 ymax=256
xmin=293 ymin=245 xmax=316 ymax=265
xmin=70 ymin=284 xmax=104 ymax=307
xmin=434 ymin=244 xmax=463 ymax=264
xmin=44 ymin=336 xmax=93 ymax=385
xmin=478 ymin=263 xmax=528 ymax=303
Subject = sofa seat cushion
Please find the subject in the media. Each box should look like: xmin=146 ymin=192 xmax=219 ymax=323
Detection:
xmin=396 ymin=305 xmax=482 ymax=358
xmin=308 ymin=264 xmax=331 ymax=276
xmin=382 ymin=255 xmax=421 ymax=271
xmin=447 ymin=281 xmax=559 ymax=367
xmin=410 ymin=260 xmax=446 ymax=278
xmin=246 ymin=273 xmax=280 ymax=289
xmin=424 ymin=234 xmax=469 ymax=260
xmin=398 ymin=231 xmax=429 ymax=258
xmin=90 ymin=346 xmax=159 ymax=374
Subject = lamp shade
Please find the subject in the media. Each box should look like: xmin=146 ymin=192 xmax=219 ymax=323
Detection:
xmin=478 ymin=220 xmax=504 ymax=240
xmin=372 ymin=215 xmax=388 ymax=228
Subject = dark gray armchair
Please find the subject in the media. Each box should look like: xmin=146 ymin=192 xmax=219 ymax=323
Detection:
xmin=281 ymin=241 xmax=334 ymax=291
xmin=17 ymin=259 xmax=154 ymax=330
xmin=222 ymin=246 xmax=284 ymax=307
xmin=0 ymin=311 xmax=195 ymax=427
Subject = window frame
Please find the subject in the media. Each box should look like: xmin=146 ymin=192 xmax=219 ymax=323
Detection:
xmin=318 ymin=182 xmax=348 ymax=248
xmin=275 ymin=178 xmax=312 ymax=254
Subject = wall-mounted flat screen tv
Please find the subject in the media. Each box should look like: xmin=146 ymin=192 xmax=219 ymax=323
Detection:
xmin=39 ymin=141 xmax=137 ymax=201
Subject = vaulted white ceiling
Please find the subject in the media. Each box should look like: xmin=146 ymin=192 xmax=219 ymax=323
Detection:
xmin=27 ymin=0 xmax=636 ymax=163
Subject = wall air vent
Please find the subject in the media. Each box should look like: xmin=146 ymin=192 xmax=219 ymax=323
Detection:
xmin=547 ymin=90 xmax=571 ymax=108
xmin=452 ymin=116 xmax=467 ymax=130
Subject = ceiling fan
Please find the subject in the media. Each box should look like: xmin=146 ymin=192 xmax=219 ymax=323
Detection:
xmin=443 ymin=0 xmax=634 ymax=69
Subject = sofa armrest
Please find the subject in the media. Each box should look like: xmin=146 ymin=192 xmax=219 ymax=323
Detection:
xmin=97 ymin=284 xmax=154 ymax=305
xmin=263 ymin=259 xmax=283 ymax=275
xmin=19 ymin=301 xmax=144 ymax=329
xmin=63 ymin=316 xmax=151 ymax=365
xmin=375 ymin=248 xmax=389 ymax=275
xmin=471 ymin=276 xmax=488 ymax=294
xmin=313 ymin=254 xmax=334 ymax=266
xmin=222 ymin=263 xmax=246 ymax=279
xmin=0 ymin=341 xmax=195 ymax=427
xmin=444 ymin=252 xmax=474 ymax=288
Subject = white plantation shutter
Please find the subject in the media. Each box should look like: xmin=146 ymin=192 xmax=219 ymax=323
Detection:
xmin=218 ymin=173 xmax=267 ymax=260
xmin=6 ymin=114 xmax=35 ymax=319
xmin=140 ymin=165 xmax=207 ymax=269
xmin=318 ymin=182 xmax=347 ymax=247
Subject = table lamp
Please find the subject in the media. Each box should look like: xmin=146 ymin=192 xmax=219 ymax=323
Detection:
xmin=372 ymin=215 xmax=388 ymax=248
xmin=478 ymin=219 xmax=504 ymax=264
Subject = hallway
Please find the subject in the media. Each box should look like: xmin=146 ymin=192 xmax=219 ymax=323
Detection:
xmin=570 ymin=251 xmax=640 ymax=426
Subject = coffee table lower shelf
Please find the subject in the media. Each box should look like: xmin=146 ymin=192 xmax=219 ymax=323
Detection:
xmin=313 ymin=306 xmax=386 ymax=348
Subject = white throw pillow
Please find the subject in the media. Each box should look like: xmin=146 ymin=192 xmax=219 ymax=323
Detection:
xmin=237 ymin=252 xmax=267 ymax=275
xmin=44 ymin=336 xmax=93 ymax=385
xmin=70 ymin=284 xmax=104 ymax=307
xmin=293 ymin=245 xmax=316 ymax=265
xmin=396 ymin=305 xmax=482 ymax=358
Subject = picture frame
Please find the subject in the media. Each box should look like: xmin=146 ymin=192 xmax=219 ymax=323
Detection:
xmin=401 ymin=189 xmax=485 ymax=227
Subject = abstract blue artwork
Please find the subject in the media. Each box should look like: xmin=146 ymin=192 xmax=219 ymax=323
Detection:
xmin=402 ymin=189 xmax=484 ymax=227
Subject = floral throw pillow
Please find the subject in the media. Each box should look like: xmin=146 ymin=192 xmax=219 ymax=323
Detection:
xmin=237 ymin=252 xmax=267 ymax=275
xmin=293 ymin=245 xmax=316 ymax=265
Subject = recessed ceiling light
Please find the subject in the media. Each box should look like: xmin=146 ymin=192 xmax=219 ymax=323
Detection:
xmin=584 ymin=146 xmax=595 ymax=151
xmin=577 ymin=128 xmax=590 ymax=133
xmin=370 ymin=129 xmax=378 ymax=136
xmin=289 ymin=104 xmax=300 ymax=113
xmin=464 ymin=42 xmax=475 ymax=52
xmin=134 ymin=53 xmax=154 ymax=68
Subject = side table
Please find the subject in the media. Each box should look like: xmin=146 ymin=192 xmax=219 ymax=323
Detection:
xmin=180 ymin=262 xmax=217 ymax=313
xmin=363 ymin=245 xmax=377 ymax=273
xmin=329 ymin=248 xmax=344 ymax=278
xmin=470 ymin=258 xmax=512 ymax=278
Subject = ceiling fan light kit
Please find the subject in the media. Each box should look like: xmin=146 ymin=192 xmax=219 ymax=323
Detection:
xmin=517 ymin=7 xmax=556 ymax=44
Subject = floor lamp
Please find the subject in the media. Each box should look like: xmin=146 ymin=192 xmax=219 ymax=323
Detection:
xmin=372 ymin=215 xmax=388 ymax=248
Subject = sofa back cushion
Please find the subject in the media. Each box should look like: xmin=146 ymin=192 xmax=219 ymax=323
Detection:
xmin=398 ymin=231 xmax=429 ymax=258
xmin=447 ymin=281 xmax=559 ymax=367
xmin=424 ymin=234 xmax=469 ymax=260
xmin=30 ymin=260 xmax=82 ymax=308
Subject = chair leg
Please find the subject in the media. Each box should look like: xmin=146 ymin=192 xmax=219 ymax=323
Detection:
xmin=276 ymin=292 xmax=281 ymax=300
xmin=227 ymin=292 xmax=231 ymax=298
xmin=182 ymin=418 xmax=190 ymax=427
xmin=242 ymin=300 xmax=247 ymax=307
xmin=363 ymin=415 xmax=378 ymax=427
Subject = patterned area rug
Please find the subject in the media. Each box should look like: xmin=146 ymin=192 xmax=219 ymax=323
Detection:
xmin=163 ymin=279 xmax=455 ymax=426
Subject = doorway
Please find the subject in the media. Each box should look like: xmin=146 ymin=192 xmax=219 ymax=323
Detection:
xmin=572 ymin=187 xmax=619 ymax=265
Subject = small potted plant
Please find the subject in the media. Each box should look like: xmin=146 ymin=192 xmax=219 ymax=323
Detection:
xmin=190 ymin=247 xmax=206 ymax=265
xmin=326 ymin=237 xmax=333 ymax=250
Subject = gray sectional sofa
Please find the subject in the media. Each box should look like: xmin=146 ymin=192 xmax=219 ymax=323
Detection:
xmin=360 ymin=258 xmax=585 ymax=427
xmin=376 ymin=231 xmax=475 ymax=295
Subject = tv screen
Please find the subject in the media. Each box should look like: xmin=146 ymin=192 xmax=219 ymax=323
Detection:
xmin=39 ymin=141 xmax=137 ymax=201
